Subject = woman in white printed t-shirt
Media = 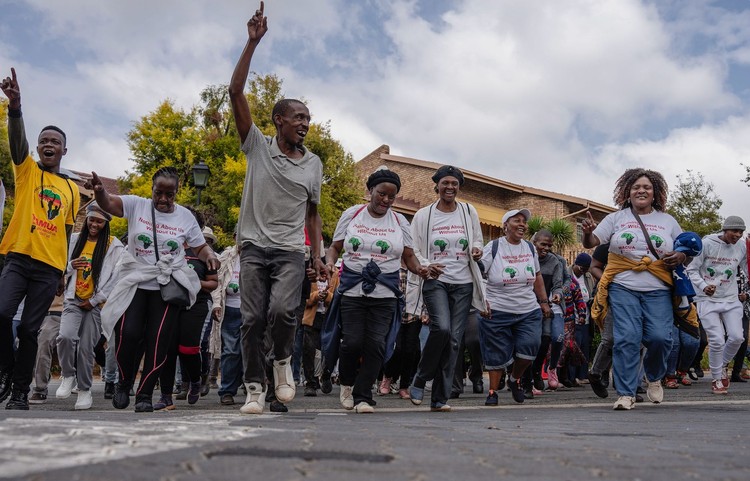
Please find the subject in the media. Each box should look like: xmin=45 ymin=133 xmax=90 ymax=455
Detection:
xmin=582 ymin=168 xmax=687 ymax=411
xmin=325 ymin=167 xmax=429 ymax=414
xmin=89 ymin=167 xmax=219 ymax=413
xmin=478 ymin=208 xmax=551 ymax=407
xmin=407 ymin=165 xmax=485 ymax=412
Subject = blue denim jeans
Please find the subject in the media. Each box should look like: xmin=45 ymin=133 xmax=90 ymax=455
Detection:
xmin=609 ymin=283 xmax=673 ymax=397
xmin=547 ymin=313 xmax=565 ymax=368
xmin=413 ymin=280 xmax=474 ymax=405
xmin=666 ymin=324 xmax=700 ymax=375
xmin=219 ymin=306 xmax=244 ymax=396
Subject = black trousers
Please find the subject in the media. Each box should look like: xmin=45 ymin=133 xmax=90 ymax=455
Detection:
xmin=0 ymin=253 xmax=60 ymax=392
xmin=115 ymin=289 xmax=180 ymax=399
xmin=339 ymin=296 xmax=397 ymax=406
xmin=384 ymin=320 xmax=422 ymax=389
xmin=732 ymin=313 xmax=750 ymax=377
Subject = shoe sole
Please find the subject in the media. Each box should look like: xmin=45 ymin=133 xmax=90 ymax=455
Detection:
xmin=28 ymin=399 xmax=47 ymax=405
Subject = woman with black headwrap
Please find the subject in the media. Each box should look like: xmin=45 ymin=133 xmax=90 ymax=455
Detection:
xmin=324 ymin=167 xmax=429 ymax=413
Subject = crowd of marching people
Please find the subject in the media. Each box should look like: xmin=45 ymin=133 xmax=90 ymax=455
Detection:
xmin=1 ymin=2 xmax=749 ymax=415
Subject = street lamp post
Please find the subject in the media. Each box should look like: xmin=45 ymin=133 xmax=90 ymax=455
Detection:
xmin=192 ymin=161 xmax=211 ymax=205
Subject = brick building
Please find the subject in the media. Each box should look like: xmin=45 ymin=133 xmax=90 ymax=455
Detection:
xmin=356 ymin=145 xmax=616 ymax=261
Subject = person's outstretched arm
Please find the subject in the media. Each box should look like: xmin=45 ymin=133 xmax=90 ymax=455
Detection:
xmin=229 ymin=1 xmax=268 ymax=144
xmin=1 ymin=68 xmax=29 ymax=164
xmin=87 ymin=172 xmax=124 ymax=217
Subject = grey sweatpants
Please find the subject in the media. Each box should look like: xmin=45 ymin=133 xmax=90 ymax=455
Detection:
xmin=32 ymin=313 xmax=61 ymax=395
xmin=56 ymin=302 xmax=102 ymax=391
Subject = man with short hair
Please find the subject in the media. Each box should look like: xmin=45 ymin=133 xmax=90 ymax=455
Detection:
xmin=0 ymin=68 xmax=80 ymax=410
xmin=229 ymin=2 xmax=326 ymax=414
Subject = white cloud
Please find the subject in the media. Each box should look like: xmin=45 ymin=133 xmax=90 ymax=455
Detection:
xmin=2 ymin=0 xmax=750 ymax=229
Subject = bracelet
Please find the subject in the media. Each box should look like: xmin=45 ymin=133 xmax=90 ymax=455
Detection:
xmin=538 ymin=299 xmax=550 ymax=304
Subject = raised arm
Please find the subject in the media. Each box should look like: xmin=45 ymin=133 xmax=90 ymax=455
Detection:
xmin=581 ymin=211 xmax=601 ymax=249
xmin=2 ymin=68 xmax=29 ymax=164
xmin=229 ymin=1 xmax=268 ymax=144
xmin=87 ymin=171 xmax=124 ymax=217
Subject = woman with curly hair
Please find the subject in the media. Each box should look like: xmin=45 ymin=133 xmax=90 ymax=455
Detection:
xmin=582 ymin=168 xmax=687 ymax=410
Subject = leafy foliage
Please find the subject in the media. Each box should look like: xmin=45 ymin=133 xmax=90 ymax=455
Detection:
xmin=525 ymin=215 xmax=576 ymax=251
xmin=667 ymin=170 xmax=723 ymax=237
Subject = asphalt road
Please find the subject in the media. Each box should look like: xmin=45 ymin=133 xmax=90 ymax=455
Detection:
xmin=2 ymin=377 xmax=749 ymax=480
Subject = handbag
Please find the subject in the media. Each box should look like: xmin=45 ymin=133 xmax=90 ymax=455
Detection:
xmin=631 ymin=208 xmax=700 ymax=338
xmin=151 ymin=204 xmax=191 ymax=307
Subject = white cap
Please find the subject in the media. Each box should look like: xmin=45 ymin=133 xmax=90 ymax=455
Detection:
xmin=202 ymin=226 xmax=217 ymax=243
xmin=502 ymin=208 xmax=531 ymax=224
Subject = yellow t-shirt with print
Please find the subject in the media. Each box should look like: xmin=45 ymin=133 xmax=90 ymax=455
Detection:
xmin=0 ymin=155 xmax=80 ymax=272
xmin=75 ymin=239 xmax=97 ymax=300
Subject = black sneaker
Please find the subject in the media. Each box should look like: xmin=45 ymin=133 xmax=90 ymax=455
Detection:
xmin=688 ymin=368 xmax=699 ymax=381
xmin=588 ymin=373 xmax=609 ymax=399
xmin=449 ymin=391 xmax=461 ymax=399
xmin=220 ymin=394 xmax=235 ymax=406
xmin=484 ymin=390 xmax=498 ymax=406
xmin=0 ymin=371 xmax=12 ymax=403
xmin=320 ymin=372 xmax=333 ymax=394
xmin=269 ymin=400 xmax=288 ymax=412
xmin=304 ymin=385 xmax=317 ymax=397
xmin=112 ymin=382 xmax=130 ymax=409
xmin=199 ymin=375 xmax=210 ymax=397
xmin=695 ymin=367 xmax=705 ymax=378
xmin=134 ymin=395 xmax=153 ymax=413
xmin=635 ymin=394 xmax=644 ymax=403
xmin=508 ymin=378 xmax=525 ymax=403
xmin=5 ymin=389 xmax=29 ymax=410
xmin=104 ymin=382 xmax=115 ymax=400
xmin=187 ymin=381 xmax=201 ymax=405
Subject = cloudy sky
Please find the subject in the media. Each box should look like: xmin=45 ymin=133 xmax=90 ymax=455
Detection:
xmin=2 ymin=0 xmax=750 ymax=221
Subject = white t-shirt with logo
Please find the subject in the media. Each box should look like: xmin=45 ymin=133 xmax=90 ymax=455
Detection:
xmin=333 ymin=204 xmax=412 ymax=298
xmin=481 ymin=237 xmax=541 ymax=313
xmin=121 ymin=195 xmax=205 ymax=290
xmin=225 ymin=256 xmax=242 ymax=309
xmin=592 ymin=209 xmax=682 ymax=292
xmin=424 ymin=208 xmax=472 ymax=284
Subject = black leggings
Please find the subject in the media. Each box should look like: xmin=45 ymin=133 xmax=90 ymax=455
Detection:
xmin=732 ymin=313 xmax=750 ymax=377
xmin=115 ymin=289 xmax=180 ymax=399
xmin=160 ymin=299 xmax=210 ymax=395
xmin=302 ymin=312 xmax=325 ymax=386
xmin=384 ymin=320 xmax=422 ymax=389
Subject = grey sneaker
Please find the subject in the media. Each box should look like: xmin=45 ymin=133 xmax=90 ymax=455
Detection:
xmin=613 ymin=395 xmax=635 ymax=410
xmin=646 ymin=380 xmax=663 ymax=404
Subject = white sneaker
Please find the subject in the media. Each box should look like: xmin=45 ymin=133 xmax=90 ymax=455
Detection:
xmin=354 ymin=401 xmax=374 ymax=413
xmin=613 ymin=395 xmax=635 ymax=410
xmin=239 ymin=382 xmax=266 ymax=414
xmin=272 ymin=357 xmax=295 ymax=403
xmin=646 ymin=380 xmax=663 ymax=404
xmin=56 ymin=376 xmax=76 ymax=399
xmin=75 ymin=390 xmax=93 ymax=410
xmin=340 ymin=385 xmax=354 ymax=410
xmin=71 ymin=382 xmax=79 ymax=394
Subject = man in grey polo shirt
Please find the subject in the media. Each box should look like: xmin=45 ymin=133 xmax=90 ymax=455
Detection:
xmin=229 ymin=1 xmax=326 ymax=415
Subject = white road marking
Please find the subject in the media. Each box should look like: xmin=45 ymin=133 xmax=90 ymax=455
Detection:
xmin=0 ymin=413 xmax=271 ymax=478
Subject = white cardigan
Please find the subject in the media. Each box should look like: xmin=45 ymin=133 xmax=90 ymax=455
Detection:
xmin=407 ymin=201 xmax=487 ymax=312
xmin=64 ymin=233 xmax=126 ymax=306
xmin=100 ymin=251 xmax=201 ymax=340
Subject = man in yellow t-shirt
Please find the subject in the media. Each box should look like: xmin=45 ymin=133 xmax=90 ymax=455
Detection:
xmin=0 ymin=68 xmax=80 ymax=410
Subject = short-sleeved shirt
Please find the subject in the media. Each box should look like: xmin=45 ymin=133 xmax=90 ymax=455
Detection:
xmin=333 ymin=204 xmax=412 ymax=298
xmin=423 ymin=208 xmax=472 ymax=284
xmin=592 ymin=209 xmax=682 ymax=291
xmin=225 ymin=256 xmax=241 ymax=309
xmin=75 ymin=239 xmax=98 ymax=300
xmin=185 ymin=247 xmax=217 ymax=303
xmin=237 ymin=124 xmax=323 ymax=253
xmin=121 ymin=195 xmax=205 ymax=290
xmin=481 ymin=237 xmax=541 ymax=313
xmin=0 ymin=156 xmax=80 ymax=271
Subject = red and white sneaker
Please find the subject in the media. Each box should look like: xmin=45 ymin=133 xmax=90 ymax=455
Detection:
xmin=712 ymin=379 xmax=728 ymax=395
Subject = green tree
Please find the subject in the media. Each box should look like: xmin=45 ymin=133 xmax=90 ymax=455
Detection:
xmin=525 ymin=215 xmax=576 ymax=252
xmin=1 ymin=100 xmax=15 ymax=238
xmin=667 ymin=170 xmax=723 ymax=237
